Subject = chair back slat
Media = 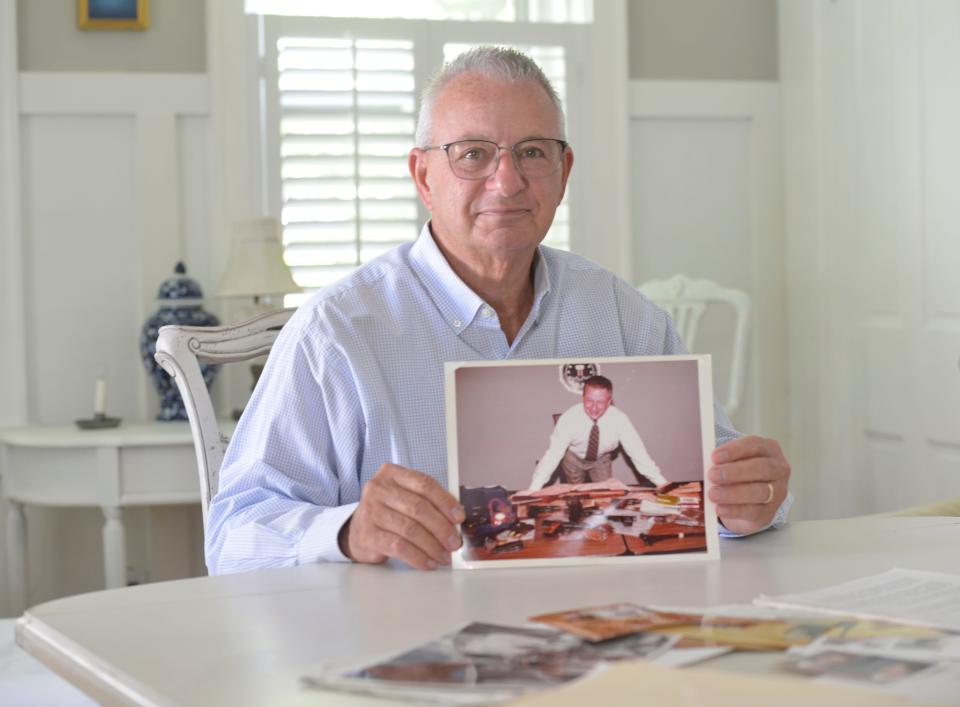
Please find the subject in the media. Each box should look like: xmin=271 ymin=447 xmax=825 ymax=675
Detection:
xmin=638 ymin=275 xmax=751 ymax=418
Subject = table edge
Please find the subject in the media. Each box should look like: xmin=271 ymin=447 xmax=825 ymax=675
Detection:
xmin=16 ymin=612 xmax=171 ymax=707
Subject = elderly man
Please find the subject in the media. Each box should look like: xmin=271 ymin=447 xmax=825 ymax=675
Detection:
xmin=527 ymin=375 xmax=669 ymax=491
xmin=206 ymin=47 xmax=792 ymax=575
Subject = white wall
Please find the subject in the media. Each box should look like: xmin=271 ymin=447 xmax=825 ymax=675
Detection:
xmin=628 ymin=0 xmax=778 ymax=80
xmin=628 ymin=82 xmax=788 ymax=463
xmin=0 ymin=0 xmax=27 ymax=430
xmin=17 ymin=0 xmax=206 ymax=72
xmin=0 ymin=72 xmax=215 ymax=615
xmin=780 ymin=0 xmax=960 ymax=519
xmin=16 ymin=73 xmax=214 ymax=422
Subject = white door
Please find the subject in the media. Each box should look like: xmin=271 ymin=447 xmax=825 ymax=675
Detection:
xmin=782 ymin=0 xmax=960 ymax=518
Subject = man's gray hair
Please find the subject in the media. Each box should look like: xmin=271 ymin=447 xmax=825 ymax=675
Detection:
xmin=414 ymin=45 xmax=566 ymax=148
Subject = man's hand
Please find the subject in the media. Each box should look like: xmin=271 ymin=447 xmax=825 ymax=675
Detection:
xmin=339 ymin=464 xmax=465 ymax=570
xmin=708 ymin=436 xmax=791 ymax=536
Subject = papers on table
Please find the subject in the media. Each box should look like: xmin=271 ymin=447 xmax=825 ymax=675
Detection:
xmin=755 ymin=568 xmax=960 ymax=632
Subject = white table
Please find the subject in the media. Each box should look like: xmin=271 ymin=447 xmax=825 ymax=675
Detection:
xmin=0 ymin=422 xmax=205 ymax=613
xmin=14 ymin=516 xmax=960 ymax=706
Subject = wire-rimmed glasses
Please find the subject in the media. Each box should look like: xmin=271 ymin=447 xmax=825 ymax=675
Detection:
xmin=421 ymin=138 xmax=568 ymax=180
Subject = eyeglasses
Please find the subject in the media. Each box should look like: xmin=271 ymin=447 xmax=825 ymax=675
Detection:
xmin=421 ymin=138 xmax=568 ymax=180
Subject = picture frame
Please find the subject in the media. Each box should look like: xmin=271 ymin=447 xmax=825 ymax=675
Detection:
xmin=445 ymin=355 xmax=720 ymax=569
xmin=77 ymin=0 xmax=150 ymax=31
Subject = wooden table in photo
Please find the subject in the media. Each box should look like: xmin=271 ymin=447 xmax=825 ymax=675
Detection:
xmin=462 ymin=516 xmax=706 ymax=561
xmin=461 ymin=482 xmax=707 ymax=561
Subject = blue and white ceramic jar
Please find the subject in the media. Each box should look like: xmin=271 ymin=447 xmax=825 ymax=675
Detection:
xmin=140 ymin=262 xmax=220 ymax=421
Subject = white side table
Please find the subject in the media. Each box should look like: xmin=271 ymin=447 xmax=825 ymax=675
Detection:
xmin=0 ymin=422 xmax=215 ymax=614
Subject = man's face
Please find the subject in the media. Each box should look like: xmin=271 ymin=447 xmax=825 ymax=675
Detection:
xmin=582 ymin=386 xmax=612 ymax=421
xmin=409 ymin=73 xmax=574 ymax=264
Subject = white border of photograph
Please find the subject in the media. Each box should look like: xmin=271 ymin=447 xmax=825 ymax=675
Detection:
xmin=444 ymin=355 xmax=720 ymax=570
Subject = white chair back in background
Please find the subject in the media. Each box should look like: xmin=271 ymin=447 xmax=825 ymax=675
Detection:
xmin=638 ymin=275 xmax=751 ymax=418
xmin=154 ymin=307 xmax=295 ymax=526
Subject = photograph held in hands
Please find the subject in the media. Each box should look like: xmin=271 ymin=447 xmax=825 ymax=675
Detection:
xmin=445 ymin=356 xmax=720 ymax=569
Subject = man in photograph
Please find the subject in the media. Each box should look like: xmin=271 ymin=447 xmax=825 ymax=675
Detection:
xmin=206 ymin=46 xmax=792 ymax=575
xmin=526 ymin=375 xmax=669 ymax=491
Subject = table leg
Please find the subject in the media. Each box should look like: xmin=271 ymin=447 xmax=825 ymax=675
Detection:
xmin=102 ymin=506 xmax=127 ymax=589
xmin=6 ymin=500 xmax=27 ymax=614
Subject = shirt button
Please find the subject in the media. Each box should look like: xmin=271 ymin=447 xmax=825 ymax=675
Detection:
xmin=453 ymin=319 xmax=462 ymax=328
xmin=481 ymin=307 xmax=494 ymax=318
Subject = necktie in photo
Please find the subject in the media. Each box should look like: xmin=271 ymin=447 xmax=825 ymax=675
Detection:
xmin=585 ymin=421 xmax=599 ymax=461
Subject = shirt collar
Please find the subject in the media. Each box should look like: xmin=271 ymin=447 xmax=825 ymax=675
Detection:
xmin=409 ymin=223 xmax=484 ymax=333
xmin=409 ymin=221 xmax=553 ymax=334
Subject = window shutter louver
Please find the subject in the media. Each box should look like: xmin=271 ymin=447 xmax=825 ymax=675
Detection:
xmin=277 ymin=37 xmax=420 ymax=299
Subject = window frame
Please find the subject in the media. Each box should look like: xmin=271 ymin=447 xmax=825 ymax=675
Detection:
xmin=257 ymin=15 xmax=588 ymax=295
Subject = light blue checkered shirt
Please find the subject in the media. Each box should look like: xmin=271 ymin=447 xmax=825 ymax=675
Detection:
xmin=206 ymin=224 xmax=792 ymax=574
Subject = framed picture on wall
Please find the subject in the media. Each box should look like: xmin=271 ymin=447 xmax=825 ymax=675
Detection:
xmin=77 ymin=0 xmax=150 ymax=31
xmin=444 ymin=356 xmax=720 ymax=569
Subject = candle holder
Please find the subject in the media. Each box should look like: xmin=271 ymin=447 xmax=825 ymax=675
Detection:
xmin=75 ymin=413 xmax=123 ymax=430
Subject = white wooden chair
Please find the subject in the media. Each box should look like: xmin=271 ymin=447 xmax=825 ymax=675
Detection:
xmin=154 ymin=307 xmax=296 ymax=526
xmin=638 ymin=275 xmax=751 ymax=418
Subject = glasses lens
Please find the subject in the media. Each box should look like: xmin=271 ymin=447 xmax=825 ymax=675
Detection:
xmin=443 ymin=139 xmax=565 ymax=179
xmin=514 ymin=139 xmax=564 ymax=177
xmin=447 ymin=141 xmax=498 ymax=179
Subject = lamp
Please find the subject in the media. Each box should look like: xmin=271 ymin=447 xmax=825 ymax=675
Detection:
xmin=217 ymin=217 xmax=301 ymax=304
xmin=218 ymin=218 xmax=301 ymax=419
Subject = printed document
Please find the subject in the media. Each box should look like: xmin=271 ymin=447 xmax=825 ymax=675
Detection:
xmin=755 ymin=568 xmax=960 ymax=632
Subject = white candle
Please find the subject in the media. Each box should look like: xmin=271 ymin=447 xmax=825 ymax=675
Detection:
xmin=94 ymin=378 xmax=107 ymax=416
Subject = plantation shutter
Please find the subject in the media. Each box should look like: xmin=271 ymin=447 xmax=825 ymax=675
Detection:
xmin=276 ymin=37 xmax=420 ymax=293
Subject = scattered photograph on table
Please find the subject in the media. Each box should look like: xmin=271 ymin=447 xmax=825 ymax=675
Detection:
xmin=529 ymin=607 xmax=853 ymax=650
xmin=303 ymin=622 xmax=678 ymax=704
xmin=351 ymin=623 xmax=583 ymax=688
xmin=795 ymin=631 xmax=960 ymax=663
xmin=781 ymin=649 xmax=934 ymax=685
xmin=655 ymin=615 xmax=843 ymax=651
xmin=530 ymin=603 xmax=698 ymax=642
xmin=821 ymin=621 xmax=950 ymax=643
xmin=445 ymin=356 xmax=719 ymax=569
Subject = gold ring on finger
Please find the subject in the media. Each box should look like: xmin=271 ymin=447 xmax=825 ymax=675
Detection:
xmin=764 ymin=482 xmax=775 ymax=504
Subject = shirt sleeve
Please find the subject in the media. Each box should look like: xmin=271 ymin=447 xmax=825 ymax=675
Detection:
xmin=528 ymin=407 xmax=577 ymax=491
xmin=614 ymin=408 xmax=668 ymax=487
xmin=719 ymin=492 xmax=794 ymax=538
xmin=204 ymin=314 xmax=365 ymax=574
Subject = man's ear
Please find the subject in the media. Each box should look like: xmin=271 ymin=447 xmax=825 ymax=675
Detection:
xmin=557 ymin=145 xmax=575 ymax=201
xmin=409 ymin=148 xmax=433 ymax=211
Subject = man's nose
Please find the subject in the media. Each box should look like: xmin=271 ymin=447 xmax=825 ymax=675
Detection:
xmin=486 ymin=147 xmax=527 ymax=196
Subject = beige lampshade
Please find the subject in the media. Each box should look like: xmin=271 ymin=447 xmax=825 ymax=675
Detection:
xmin=217 ymin=218 xmax=302 ymax=298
